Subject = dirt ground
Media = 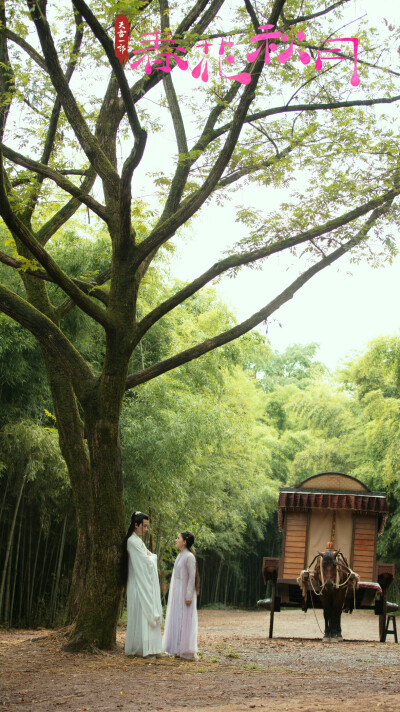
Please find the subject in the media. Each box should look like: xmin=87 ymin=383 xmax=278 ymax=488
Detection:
xmin=1 ymin=608 xmax=400 ymax=712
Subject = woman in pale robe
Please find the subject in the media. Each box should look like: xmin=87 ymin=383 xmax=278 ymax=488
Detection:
xmin=122 ymin=511 xmax=162 ymax=657
xmin=162 ymin=531 xmax=199 ymax=660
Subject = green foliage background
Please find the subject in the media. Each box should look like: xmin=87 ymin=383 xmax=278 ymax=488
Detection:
xmin=1 ymin=233 xmax=400 ymax=624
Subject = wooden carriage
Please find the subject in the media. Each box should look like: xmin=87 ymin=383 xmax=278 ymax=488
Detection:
xmin=260 ymin=472 xmax=397 ymax=641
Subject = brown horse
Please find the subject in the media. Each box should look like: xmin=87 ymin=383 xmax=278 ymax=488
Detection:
xmin=313 ymin=547 xmax=358 ymax=642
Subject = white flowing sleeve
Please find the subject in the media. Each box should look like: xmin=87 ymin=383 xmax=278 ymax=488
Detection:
xmin=185 ymin=552 xmax=196 ymax=602
xmin=127 ymin=536 xmax=162 ymax=625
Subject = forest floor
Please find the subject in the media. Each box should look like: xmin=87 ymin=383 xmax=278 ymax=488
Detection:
xmin=1 ymin=608 xmax=400 ymax=712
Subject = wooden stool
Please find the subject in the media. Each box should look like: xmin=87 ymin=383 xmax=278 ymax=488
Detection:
xmin=384 ymin=615 xmax=398 ymax=643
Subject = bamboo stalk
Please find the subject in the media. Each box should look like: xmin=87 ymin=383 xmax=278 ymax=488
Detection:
xmin=17 ymin=507 xmax=26 ymax=625
xmin=27 ymin=512 xmax=32 ymax=627
xmin=37 ymin=533 xmax=49 ymax=606
xmin=50 ymin=515 xmax=67 ymax=625
xmin=28 ymin=525 xmax=42 ymax=625
xmin=214 ymin=559 xmax=223 ymax=604
xmin=0 ymin=474 xmax=26 ymax=620
xmin=3 ymin=534 xmax=13 ymax=625
xmin=9 ymin=511 xmax=23 ymax=627
xmin=224 ymin=558 xmax=231 ymax=605
xmin=0 ymin=475 xmax=9 ymax=526
xmin=48 ymin=539 xmax=59 ymax=625
xmin=233 ymin=557 xmax=239 ymax=606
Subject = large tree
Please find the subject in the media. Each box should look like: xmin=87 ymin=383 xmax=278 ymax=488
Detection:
xmin=0 ymin=0 xmax=399 ymax=648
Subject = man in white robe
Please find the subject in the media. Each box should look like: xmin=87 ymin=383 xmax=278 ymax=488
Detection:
xmin=125 ymin=517 xmax=163 ymax=657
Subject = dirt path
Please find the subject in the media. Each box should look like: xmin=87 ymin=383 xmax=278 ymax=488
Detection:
xmin=1 ymin=609 xmax=400 ymax=711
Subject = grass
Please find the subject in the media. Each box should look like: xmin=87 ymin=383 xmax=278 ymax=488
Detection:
xmin=241 ymin=663 xmax=266 ymax=671
xmin=214 ymin=643 xmax=241 ymax=658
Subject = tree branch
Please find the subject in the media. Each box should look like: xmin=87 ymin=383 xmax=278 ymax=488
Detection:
xmin=173 ymin=0 xmax=288 ymax=168
xmin=215 ymin=143 xmax=293 ymax=189
xmin=0 ymin=250 xmax=109 ymax=306
xmin=127 ymin=201 xmax=391 ymax=389
xmin=244 ymin=0 xmax=260 ymax=32
xmin=2 ymin=144 xmax=107 ymax=222
xmin=0 ymin=163 xmax=112 ymax=328
xmin=195 ymin=94 xmax=400 ymax=150
xmin=162 ymin=74 xmax=188 ymax=155
xmin=284 ymin=0 xmax=351 ymax=26
xmin=120 ymin=0 xmax=228 ymax=229
xmin=160 ymin=0 xmax=188 ymax=155
xmin=0 ymin=283 xmax=96 ymax=401
xmin=26 ymin=0 xmax=119 ymax=191
xmin=126 ymin=241 xmax=353 ymax=388
xmin=127 ymin=0 xmax=225 ymax=108
xmin=137 ymin=188 xmax=399 ymax=338
xmin=23 ymin=7 xmax=85 ymax=223
xmin=6 ymin=28 xmax=47 ymax=72
xmin=36 ymin=168 xmax=97 ymax=246
xmin=0 ymin=4 xmax=15 ymax=139
xmin=134 ymin=0 xmax=289 ymax=266
xmin=71 ymin=0 xmax=147 ymax=205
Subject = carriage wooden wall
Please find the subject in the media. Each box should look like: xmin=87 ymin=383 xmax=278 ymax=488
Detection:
xmin=278 ymin=472 xmax=386 ymax=583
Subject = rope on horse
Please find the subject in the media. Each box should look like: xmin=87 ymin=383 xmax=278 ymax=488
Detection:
xmin=297 ymin=551 xmax=359 ymax=599
xmin=309 ymin=587 xmax=325 ymax=635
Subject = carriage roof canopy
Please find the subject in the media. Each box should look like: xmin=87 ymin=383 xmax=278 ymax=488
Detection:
xmin=278 ymin=471 xmax=388 ymax=534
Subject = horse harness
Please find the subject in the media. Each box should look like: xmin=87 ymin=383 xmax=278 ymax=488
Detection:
xmin=315 ymin=551 xmax=357 ymax=594
xmin=298 ymin=550 xmax=359 ymax=599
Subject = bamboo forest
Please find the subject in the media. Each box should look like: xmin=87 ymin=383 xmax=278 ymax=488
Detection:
xmin=1 ymin=243 xmax=400 ymax=625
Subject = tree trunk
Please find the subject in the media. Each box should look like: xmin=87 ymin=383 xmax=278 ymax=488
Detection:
xmin=42 ymin=359 xmax=92 ymax=623
xmin=18 ymin=266 xmax=133 ymax=647
xmin=64 ymin=410 xmax=125 ymax=650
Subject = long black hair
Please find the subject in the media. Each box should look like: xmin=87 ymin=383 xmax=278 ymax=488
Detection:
xmin=121 ymin=511 xmax=149 ymax=587
xmin=181 ymin=531 xmax=200 ymax=594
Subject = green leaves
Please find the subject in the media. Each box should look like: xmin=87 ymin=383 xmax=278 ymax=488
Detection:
xmin=122 ymin=282 xmax=279 ymax=556
xmin=16 ymin=256 xmax=40 ymax=272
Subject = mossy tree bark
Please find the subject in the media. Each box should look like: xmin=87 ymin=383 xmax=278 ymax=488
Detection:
xmin=43 ymin=364 xmax=92 ymax=623
xmin=65 ymin=408 xmax=126 ymax=649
